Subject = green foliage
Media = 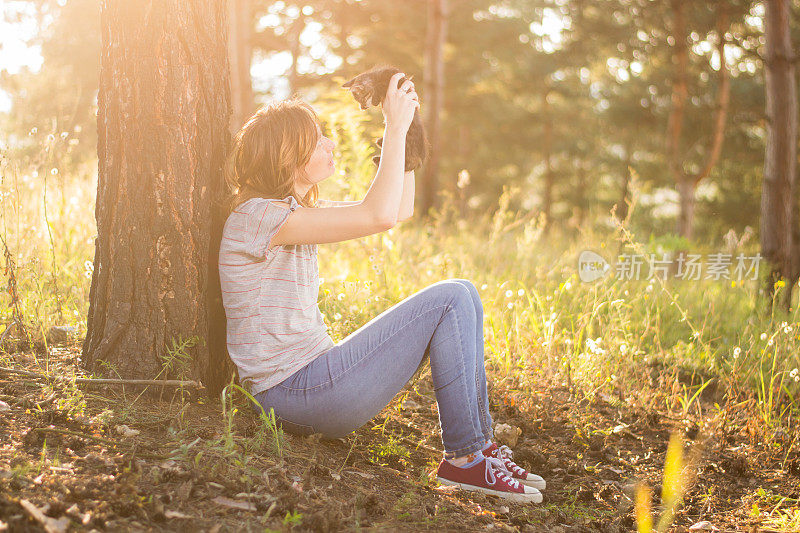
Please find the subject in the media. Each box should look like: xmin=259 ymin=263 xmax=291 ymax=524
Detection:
xmin=366 ymin=434 xmax=409 ymax=467
xmin=1 ymin=0 xmax=773 ymax=239
xmin=220 ymin=382 xmax=288 ymax=460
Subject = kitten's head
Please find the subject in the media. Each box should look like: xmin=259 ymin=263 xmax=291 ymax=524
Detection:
xmin=342 ymin=65 xmax=410 ymax=110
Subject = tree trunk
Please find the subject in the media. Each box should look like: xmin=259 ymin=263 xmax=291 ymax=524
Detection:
xmin=576 ymin=161 xmax=587 ymax=228
xmin=668 ymin=0 xmax=731 ymax=240
xmin=761 ymin=0 xmax=798 ymax=307
xmin=84 ymin=0 xmax=233 ymax=397
xmin=676 ymin=177 xmax=696 ymax=241
xmin=421 ymin=0 xmax=448 ymax=218
xmin=617 ymin=144 xmax=632 ymax=222
xmin=542 ymin=89 xmax=554 ymax=233
xmin=228 ymin=0 xmax=254 ymax=133
xmin=287 ymin=17 xmax=304 ymax=95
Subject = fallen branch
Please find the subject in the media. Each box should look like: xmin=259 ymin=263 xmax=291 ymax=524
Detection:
xmin=31 ymin=427 xmax=120 ymax=447
xmin=31 ymin=427 xmax=169 ymax=460
xmin=0 ymin=366 xmax=203 ymax=389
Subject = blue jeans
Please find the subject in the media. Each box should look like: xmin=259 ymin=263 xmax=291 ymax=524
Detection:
xmin=253 ymin=278 xmax=494 ymax=459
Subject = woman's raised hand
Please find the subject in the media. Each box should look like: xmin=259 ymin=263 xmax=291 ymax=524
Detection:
xmin=381 ymin=72 xmax=420 ymax=134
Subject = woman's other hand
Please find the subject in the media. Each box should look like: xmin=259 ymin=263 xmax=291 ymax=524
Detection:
xmin=381 ymin=72 xmax=420 ymax=134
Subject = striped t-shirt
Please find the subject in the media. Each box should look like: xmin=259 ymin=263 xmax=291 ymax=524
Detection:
xmin=218 ymin=195 xmax=335 ymax=395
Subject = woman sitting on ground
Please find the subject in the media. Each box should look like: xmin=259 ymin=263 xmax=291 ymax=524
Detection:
xmin=217 ymin=72 xmax=546 ymax=503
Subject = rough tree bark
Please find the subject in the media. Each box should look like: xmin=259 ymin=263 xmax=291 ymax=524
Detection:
xmin=84 ymin=0 xmax=234 ymax=396
xmin=228 ymin=0 xmax=254 ymax=132
xmin=667 ymin=0 xmax=730 ymax=240
xmin=421 ymin=0 xmax=448 ymax=217
xmin=760 ymin=0 xmax=798 ymax=308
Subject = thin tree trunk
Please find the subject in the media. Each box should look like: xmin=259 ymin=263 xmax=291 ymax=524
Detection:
xmin=421 ymin=0 xmax=448 ymax=218
xmin=617 ymin=144 xmax=632 ymax=222
xmin=667 ymin=0 xmax=689 ymax=238
xmin=228 ymin=0 xmax=254 ymax=132
xmin=287 ymin=18 xmax=303 ymax=95
xmin=576 ymin=160 xmax=587 ymax=228
xmin=669 ymin=0 xmax=731 ymax=240
xmin=84 ymin=0 xmax=233 ymax=396
xmin=676 ymin=177 xmax=696 ymax=240
xmin=542 ymin=89 xmax=554 ymax=232
xmin=761 ymin=0 xmax=798 ymax=307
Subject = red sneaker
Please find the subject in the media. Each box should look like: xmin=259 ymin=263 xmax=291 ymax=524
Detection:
xmin=436 ymin=453 xmax=543 ymax=503
xmin=483 ymin=442 xmax=546 ymax=491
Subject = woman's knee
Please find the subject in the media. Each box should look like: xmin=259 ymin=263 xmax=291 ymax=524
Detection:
xmin=428 ymin=279 xmax=475 ymax=311
xmin=448 ymin=278 xmax=483 ymax=314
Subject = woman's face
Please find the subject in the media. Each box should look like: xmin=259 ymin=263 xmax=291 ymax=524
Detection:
xmin=299 ymin=122 xmax=336 ymax=186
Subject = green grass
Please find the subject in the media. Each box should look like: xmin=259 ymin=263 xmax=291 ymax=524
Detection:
xmin=2 ymin=92 xmax=800 ymax=466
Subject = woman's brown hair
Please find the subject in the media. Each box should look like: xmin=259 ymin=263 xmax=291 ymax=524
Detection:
xmin=223 ymin=98 xmax=322 ymax=217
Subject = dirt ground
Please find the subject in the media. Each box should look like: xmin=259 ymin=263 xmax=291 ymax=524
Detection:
xmin=1 ymin=342 xmax=798 ymax=532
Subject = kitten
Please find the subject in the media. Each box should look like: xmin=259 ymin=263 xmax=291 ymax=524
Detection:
xmin=342 ymin=65 xmax=430 ymax=172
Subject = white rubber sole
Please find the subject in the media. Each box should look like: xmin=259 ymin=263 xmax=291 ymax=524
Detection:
xmin=519 ymin=476 xmax=546 ymax=491
xmin=437 ymin=477 xmax=543 ymax=503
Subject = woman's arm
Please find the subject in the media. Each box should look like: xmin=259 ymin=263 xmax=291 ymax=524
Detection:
xmin=318 ymin=199 xmax=363 ymax=208
xmin=397 ymin=170 xmax=415 ymax=221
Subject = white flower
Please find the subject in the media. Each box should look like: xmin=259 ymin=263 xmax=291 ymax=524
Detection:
xmin=620 ymin=344 xmax=627 ymax=354
xmin=760 ymin=333 xmax=767 ymax=341
xmin=505 ymin=290 xmax=513 ymax=298
xmin=50 ymin=168 xmax=58 ymax=175
xmin=733 ymin=347 xmax=741 ymax=359
xmin=768 ymin=338 xmax=774 ymax=347
xmin=785 ymin=325 xmax=793 ymax=334
xmin=334 ymin=313 xmax=342 ymax=320
xmin=337 ymin=293 xmax=345 ymax=300
xmin=507 ymin=303 xmax=513 ymax=309
xmin=564 ymin=281 xmax=572 ymax=291
xmin=481 ymin=284 xmax=488 ymax=290
xmin=586 ymin=337 xmax=606 ymax=356
xmin=645 ymin=284 xmax=653 ymax=293
xmin=517 ymin=289 xmax=525 ymax=296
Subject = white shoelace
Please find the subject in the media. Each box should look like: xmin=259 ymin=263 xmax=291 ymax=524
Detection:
xmin=496 ymin=444 xmax=527 ymax=477
xmin=484 ymin=456 xmax=520 ymax=489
